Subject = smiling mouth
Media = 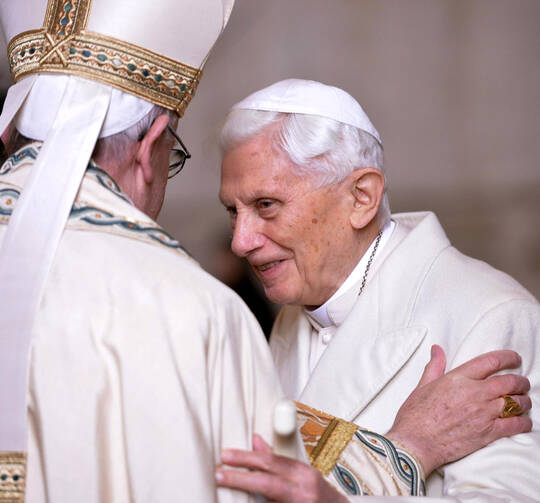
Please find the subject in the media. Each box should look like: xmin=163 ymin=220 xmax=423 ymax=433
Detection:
xmin=256 ymin=260 xmax=283 ymax=272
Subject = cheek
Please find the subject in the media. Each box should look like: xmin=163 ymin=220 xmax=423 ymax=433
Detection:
xmin=289 ymin=225 xmax=324 ymax=273
xmin=266 ymin=202 xmax=331 ymax=261
xmin=306 ymin=214 xmax=331 ymax=256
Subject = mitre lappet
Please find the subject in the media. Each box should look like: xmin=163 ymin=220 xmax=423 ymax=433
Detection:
xmin=0 ymin=0 xmax=233 ymax=498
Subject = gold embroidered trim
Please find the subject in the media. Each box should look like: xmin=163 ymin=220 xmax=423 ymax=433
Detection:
xmin=0 ymin=452 xmax=26 ymax=503
xmin=7 ymin=0 xmax=201 ymax=116
xmin=296 ymin=402 xmax=358 ymax=476
xmin=311 ymin=419 xmax=358 ymax=476
xmin=43 ymin=0 xmax=92 ymax=36
xmin=310 ymin=418 xmax=339 ymax=461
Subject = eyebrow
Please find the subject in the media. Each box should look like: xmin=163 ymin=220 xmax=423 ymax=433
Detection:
xmin=219 ymin=186 xmax=280 ymax=209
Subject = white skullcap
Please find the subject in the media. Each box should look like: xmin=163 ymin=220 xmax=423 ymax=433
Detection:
xmin=232 ymin=79 xmax=382 ymax=145
xmin=11 ymin=74 xmax=154 ymax=140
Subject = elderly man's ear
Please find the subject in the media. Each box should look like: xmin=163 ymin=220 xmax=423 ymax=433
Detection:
xmin=348 ymin=167 xmax=385 ymax=229
xmin=135 ymin=114 xmax=170 ymax=183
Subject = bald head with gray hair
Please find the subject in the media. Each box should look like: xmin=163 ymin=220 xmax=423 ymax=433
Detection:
xmin=219 ymin=109 xmax=391 ymax=226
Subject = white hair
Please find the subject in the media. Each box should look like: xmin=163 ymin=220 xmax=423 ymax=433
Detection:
xmin=220 ymin=109 xmax=390 ymax=225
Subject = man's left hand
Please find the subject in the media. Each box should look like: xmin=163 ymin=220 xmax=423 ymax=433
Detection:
xmin=215 ymin=434 xmax=348 ymax=502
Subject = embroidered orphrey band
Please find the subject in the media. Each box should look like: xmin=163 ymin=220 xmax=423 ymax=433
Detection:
xmin=8 ymin=0 xmax=201 ymax=116
xmin=0 ymin=452 xmax=26 ymax=503
xmin=296 ymin=402 xmax=358 ymax=476
xmin=295 ymin=403 xmax=426 ymax=496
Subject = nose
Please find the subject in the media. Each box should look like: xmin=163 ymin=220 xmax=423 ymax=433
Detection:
xmin=231 ymin=213 xmax=265 ymax=258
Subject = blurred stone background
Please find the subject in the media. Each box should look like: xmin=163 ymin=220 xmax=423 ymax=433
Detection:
xmin=1 ymin=0 xmax=538 ymax=312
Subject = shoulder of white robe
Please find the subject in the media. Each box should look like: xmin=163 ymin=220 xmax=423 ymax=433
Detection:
xmin=0 ymin=77 xmax=112 ymax=451
xmin=0 ymin=76 xmax=37 ymax=137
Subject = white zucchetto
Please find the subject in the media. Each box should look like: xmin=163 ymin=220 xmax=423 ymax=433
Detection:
xmin=232 ymin=79 xmax=382 ymax=145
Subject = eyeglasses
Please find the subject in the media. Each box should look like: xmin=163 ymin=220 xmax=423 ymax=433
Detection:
xmin=167 ymin=125 xmax=191 ymax=179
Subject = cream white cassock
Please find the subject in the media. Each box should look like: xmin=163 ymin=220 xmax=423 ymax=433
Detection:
xmin=271 ymin=211 xmax=540 ymax=502
xmin=0 ymin=145 xmax=431 ymax=500
xmin=0 ymin=143 xmax=300 ymax=502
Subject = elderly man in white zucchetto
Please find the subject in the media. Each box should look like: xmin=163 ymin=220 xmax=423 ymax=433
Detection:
xmin=1 ymin=3 xmax=527 ymax=503
xmin=216 ymin=79 xmax=539 ymax=502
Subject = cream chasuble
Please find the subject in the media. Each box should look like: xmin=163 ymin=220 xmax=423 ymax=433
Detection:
xmin=0 ymin=146 xmax=429 ymax=500
xmin=0 ymin=144 xmax=302 ymax=502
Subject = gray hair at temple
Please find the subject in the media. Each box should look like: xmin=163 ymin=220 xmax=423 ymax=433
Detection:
xmin=4 ymin=104 xmax=175 ymax=166
xmin=93 ymin=105 xmax=175 ymax=164
xmin=219 ymin=109 xmax=391 ymax=226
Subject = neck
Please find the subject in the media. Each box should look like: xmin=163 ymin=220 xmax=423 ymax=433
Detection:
xmin=95 ymin=151 xmax=157 ymax=217
xmin=351 ymin=219 xmax=382 ymax=268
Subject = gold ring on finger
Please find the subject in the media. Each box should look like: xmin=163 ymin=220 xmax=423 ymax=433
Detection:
xmin=500 ymin=395 xmax=523 ymax=418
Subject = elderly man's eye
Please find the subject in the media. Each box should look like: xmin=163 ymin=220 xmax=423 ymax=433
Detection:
xmin=257 ymin=199 xmax=275 ymax=211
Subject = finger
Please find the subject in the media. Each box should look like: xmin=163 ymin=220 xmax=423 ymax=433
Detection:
xmin=215 ymin=468 xmax=292 ymax=501
xmin=484 ymin=394 xmax=531 ymax=420
xmin=221 ymin=448 xmax=300 ymax=476
xmin=494 ymin=394 xmax=532 ymax=417
xmin=417 ymin=345 xmax=447 ymax=387
xmin=451 ymin=350 xmax=521 ymax=380
xmin=486 ymin=374 xmax=531 ymax=397
xmin=253 ymin=433 xmax=273 ymax=453
xmin=490 ymin=415 xmax=533 ymax=440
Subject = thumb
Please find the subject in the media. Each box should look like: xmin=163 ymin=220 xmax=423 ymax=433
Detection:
xmin=417 ymin=345 xmax=446 ymax=387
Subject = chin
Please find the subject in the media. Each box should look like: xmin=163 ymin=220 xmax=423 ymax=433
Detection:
xmin=263 ymin=286 xmax=301 ymax=306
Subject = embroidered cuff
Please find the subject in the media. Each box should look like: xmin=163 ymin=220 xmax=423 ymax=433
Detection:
xmin=296 ymin=402 xmax=426 ymax=497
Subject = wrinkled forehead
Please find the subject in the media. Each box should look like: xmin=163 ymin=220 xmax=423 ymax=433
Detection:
xmin=221 ymin=130 xmax=297 ymax=179
xmin=220 ymin=136 xmax=324 ymax=207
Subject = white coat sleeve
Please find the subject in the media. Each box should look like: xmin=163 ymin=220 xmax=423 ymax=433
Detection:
xmin=344 ymin=298 xmax=540 ymax=502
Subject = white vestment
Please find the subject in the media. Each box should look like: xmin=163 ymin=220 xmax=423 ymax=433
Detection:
xmin=0 ymin=143 xmax=298 ymax=502
xmin=0 ymin=145 xmax=436 ymax=501
xmin=271 ymin=211 xmax=540 ymax=502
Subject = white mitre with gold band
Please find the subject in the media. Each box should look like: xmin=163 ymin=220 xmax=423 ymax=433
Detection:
xmin=0 ymin=1 xmax=234 ymax=499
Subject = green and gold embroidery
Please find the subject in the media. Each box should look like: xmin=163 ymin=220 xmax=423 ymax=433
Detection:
xmin=8 ymin=0 xmax=201 ymax=115
xmin=0 ymin=451 xmax=26 ymax=503
xmin=296 ymin=401 xmax=425 ymax=496
xmin=0 ymin=145 xmax=188 ymax=253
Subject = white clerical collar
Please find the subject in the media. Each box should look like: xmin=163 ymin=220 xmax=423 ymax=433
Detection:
xmin=305 ymin=220 xmax=395 ymax=329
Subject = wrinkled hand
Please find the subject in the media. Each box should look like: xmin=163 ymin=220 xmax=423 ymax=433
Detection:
xmin=216 ymin=434 xmax=348 ymax=503
xmin=386 ymin=345 xmax=532 ymax=477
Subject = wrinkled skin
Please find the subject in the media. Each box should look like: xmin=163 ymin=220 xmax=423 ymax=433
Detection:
xmin=219 ymin=132 xmax=383 ymax=309
xmin=217 ymin=434 xmax=348 ymax=503
xmin=386 ymin=345 xmax=532 ymax=476
xmin=216 ymin=346 xmax=532 ymax=502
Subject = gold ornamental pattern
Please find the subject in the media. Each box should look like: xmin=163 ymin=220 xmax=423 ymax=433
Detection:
xmin=7 ymin=0 xmax=202 ymax=116
xmin=296 ymin=401 xmax=358 ymax=476
xmin=0 ymin=452 xmax=26 ymax=503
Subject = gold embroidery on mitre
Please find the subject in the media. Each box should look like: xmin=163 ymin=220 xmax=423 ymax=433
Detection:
xmin=43 ymin=0 xmax=92 ymax=36
xmin=8 ymin=0 xmax=201 ymax=116
xmin=296 ymin=402 xmax=358 ymax=476
xmin=0 ymin=452 xmax=26 ymax=503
